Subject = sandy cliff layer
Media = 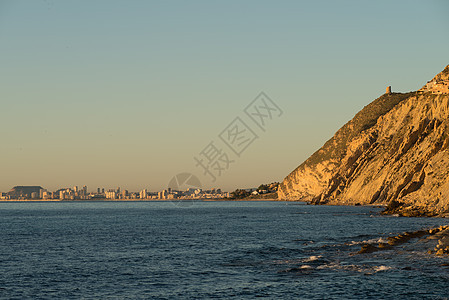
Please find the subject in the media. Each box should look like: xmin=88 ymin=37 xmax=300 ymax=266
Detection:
xmin=278 ymin=65 xmax=449 ymax=216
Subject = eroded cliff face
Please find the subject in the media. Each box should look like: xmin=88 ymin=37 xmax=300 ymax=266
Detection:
xmin=278 ymin=65 xmax=449 ymax=216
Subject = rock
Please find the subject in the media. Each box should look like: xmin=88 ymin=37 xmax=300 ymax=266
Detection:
xmin=437 ymin=236 xmax=449 ymax=248
xmin=378 ymin=242 xmax=391 ymax=249
xmin=358 ymin=244 xmax=379 ymax=254
xmin=436 ymin=248 xmax=445 ymax=256
xmin=405 ymin=230 xmax=427 ymax=238
xmin=387 ymin=239 xmax=396 ymax=246
xmin=278 ymin=65 xmax=449 ymax=217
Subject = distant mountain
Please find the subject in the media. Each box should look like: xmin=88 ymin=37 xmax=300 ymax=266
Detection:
xmin=278 ymin=65 xmax=449 ymax=217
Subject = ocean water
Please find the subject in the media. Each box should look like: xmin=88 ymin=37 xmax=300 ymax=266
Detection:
xmin=0 ymin=201 xmax=448 ymax=299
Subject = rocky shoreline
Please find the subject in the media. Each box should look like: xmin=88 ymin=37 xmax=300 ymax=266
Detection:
xmin=357 ymin=225 xmax=449 ymax=257
xmin=381 ymin=200 xmax=449 ymax=218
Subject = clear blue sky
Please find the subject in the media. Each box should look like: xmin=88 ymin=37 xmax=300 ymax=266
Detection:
xmin=1 ymin=0 xmax=448 ymax=192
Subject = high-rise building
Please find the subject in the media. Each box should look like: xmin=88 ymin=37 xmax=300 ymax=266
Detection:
xmin=97 ymin=188 xmax=101 ymax=194
xmin=140 ymin=189 xmax=147 ymax=199
xmin=42 ymin=191 xmax=50 ymax=199
xmin=105 ymin=191 xmax=116 ymax=199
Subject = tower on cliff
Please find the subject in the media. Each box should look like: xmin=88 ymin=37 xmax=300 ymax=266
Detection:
xmin=386 ymin=86 xmax=392 ymax=94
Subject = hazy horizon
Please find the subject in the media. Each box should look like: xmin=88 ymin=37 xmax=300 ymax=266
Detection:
xmin=1 ymin=0 xmax=449 ymax=192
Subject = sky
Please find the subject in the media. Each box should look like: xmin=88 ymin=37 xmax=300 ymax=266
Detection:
xmin=0 ymin=0 xmax=448 ymax=193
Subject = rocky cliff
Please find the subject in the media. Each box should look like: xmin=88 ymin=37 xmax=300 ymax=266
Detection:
xmin=278 ymin=65 xmax=449 ymax=216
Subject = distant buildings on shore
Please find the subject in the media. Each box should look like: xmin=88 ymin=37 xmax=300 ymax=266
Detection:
xmin=4 ymin=186 xmax=43 ymax=200
xmin=0 ymin=185 xmax=229 ymax=201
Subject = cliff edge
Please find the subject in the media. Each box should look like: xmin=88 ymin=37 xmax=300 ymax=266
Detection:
xmin=278 ymin=65 xmax=449 ymax=216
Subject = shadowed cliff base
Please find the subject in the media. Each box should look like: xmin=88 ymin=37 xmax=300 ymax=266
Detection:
xmin=278 ymin=65 xmax=449 ymax=217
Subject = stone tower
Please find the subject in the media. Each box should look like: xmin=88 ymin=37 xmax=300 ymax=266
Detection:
xmin=386 ymin=86 xmax=392 ymax=94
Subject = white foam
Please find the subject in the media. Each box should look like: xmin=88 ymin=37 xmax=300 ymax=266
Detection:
xmin=302 ymin=255 xmax=322 ymax=262
xmin=373 ymin=265 xmax=392 ymax=272
xmin=316 ymin=262 xmax=339 ymax=270
xmin=300 ymin=265 xmax=313 ymax=269
xmin=348 ymin=237 xmax=388 ymax=245
xmin=316 ymin=262 xmax=392 ymax=273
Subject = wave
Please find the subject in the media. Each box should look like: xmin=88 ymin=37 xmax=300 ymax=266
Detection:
xmin=302 ymin=255 xmax=323 ymax=262
xmin=347 ymin=237 xmax=388 ymax=245
xmin=278 ymin=262 xmax=392 ymax=275
xmin=317 ymin=262 xmax=392 ymax=274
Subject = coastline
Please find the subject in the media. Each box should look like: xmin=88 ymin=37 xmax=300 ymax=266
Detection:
xmin=0 ymin=199 xmax=186 ymax=203
xmin=204 ymin=198 xmax=282 ymax=202
xmin=0 ymin=199 xmax=61 ymax=202
xmin=0 ymin=198 xmax=283 ymax=202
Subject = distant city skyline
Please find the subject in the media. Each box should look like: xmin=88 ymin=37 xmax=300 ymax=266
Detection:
xmin=1 ymin=0 xmax=448 ymax=192
xmin=1 ymin=184 xmax=230 ymax=200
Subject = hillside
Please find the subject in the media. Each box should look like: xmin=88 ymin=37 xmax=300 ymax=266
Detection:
xmin=278 ymin=65 xmax=449 ymax=217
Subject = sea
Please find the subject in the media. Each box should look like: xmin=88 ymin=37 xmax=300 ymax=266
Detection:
xmin=0 ymin=201 xmax=448 ymax=299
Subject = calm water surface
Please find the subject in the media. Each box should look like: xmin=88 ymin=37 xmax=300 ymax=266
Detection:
xmin=0 ymin=201 xmax=448 ymax=299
